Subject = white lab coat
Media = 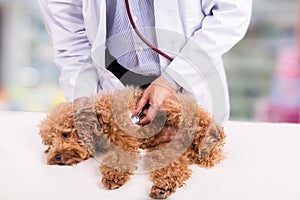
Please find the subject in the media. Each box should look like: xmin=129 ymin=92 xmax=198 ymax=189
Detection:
xmin=38 ymin=0 xmax=252 ymax=121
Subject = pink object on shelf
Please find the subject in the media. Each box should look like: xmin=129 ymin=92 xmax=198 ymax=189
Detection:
xmin=275 ymin=49 xmax=300 ymax=78
xmin=256 ymin=48 xmax=300 ymax=123
xmin=266 ymin=104 xmax=300 ymax=123
xmin=255 ymin=99 xmax=300 ymax=123
xmin=270 ymin=48 xmax=300 ymax=108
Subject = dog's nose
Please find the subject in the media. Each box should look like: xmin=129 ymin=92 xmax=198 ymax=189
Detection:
xmin=54 ymin=154 xmax=62 ymax=162
xmin=159 ymin=191 xmax=165 ymax=195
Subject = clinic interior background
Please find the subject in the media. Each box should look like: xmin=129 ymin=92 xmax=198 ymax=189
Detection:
xmin=0 ymin=0 xmax=299 ymax=123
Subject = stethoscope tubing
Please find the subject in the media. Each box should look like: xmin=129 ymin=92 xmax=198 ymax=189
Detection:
xmin=125 ymin=0 xmax=174 ymax=62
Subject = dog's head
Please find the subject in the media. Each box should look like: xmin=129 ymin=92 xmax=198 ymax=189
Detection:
xmin=38 ymin=102 xmax=94 ymax=165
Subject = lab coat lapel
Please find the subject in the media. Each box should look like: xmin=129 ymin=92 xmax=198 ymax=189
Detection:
xmin=90 ymin=0 xmax=124 ymax=91
xmin=153 ymin=0 xmax=187 ymax=68
xmin=90 ymin=0 xmax=106 ymax=68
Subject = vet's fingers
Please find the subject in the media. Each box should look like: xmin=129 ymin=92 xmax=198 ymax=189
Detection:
xmin=159 ymin=127 xmax=178 ymax=142
xmin=73 ymin=97 xmax=89 ymax=110
xmin=139 ymin=106 xmax=158 ymax=125
xmin=139 ymin=115 xmax=151 ymax=125
xmin=135 ymin=92 xmax=150 ymax=114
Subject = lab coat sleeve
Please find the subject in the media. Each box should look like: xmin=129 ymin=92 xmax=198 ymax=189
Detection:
xmin=164 ymin=0 xmax=252 ymax=93
xmin=37 ymin=0 xmax=98 ymax=101
xmin=194 ymin=0 xmax=252 ymax=57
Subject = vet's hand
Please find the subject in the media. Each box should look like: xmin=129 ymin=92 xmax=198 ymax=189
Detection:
xmin=73 ymin=97 xmax=89 ymax=110
xmin=135 ymin=76 xmax=176 ymax=125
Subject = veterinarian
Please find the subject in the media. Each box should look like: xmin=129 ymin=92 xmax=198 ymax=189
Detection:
xmin=38 ymin=0 xmax=252 ymax=124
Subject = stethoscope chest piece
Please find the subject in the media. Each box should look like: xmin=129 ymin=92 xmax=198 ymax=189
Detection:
xmin=130 ymin=110 xmax=143 ymax=124
xmin=130 ymin=114 xmax=141 ymax=124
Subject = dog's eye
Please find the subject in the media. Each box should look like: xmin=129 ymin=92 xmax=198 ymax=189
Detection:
xmin=62 ymin=132 xmax=70 ymax=138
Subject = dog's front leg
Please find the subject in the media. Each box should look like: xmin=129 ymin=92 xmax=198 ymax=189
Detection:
xmin=99 ymin=149 xmax=140 ymax=190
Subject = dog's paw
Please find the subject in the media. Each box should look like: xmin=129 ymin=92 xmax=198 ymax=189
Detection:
xmin=101 ymin=174 xmax=130 ymax=190
xmin=149 ymin=185 xmax=173 ymax=199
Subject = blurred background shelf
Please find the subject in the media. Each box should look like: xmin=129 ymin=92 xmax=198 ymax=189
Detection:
xmin=223 ymin=0 xmax=299 ymax=122
xmin=0 ymin=1 xmax=64 ymax=111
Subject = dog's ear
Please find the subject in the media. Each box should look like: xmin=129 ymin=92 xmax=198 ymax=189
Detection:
xmin=199 ymin=121 xmax=226 ymax=159
xmin=38 ymin=119 xmax=55 ymax=146
xmin=38 ymin=102 xmax=72 ymax=146
xmin=74 ymin=102 xmax=103 ymax=155
xmin=196 ymin=121 xmax=226 ymax=168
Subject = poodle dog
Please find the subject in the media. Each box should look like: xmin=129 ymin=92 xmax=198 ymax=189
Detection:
xmin=39 ymin=87 xmax=226 ymax=199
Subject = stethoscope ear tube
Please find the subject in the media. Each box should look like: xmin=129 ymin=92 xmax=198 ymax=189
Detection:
xmin=125 ymin=0 xmax=174 ymax=62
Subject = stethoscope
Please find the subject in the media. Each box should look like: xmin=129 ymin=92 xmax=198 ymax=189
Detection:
xmin=125 ymin=0 xmax=174 ymax=62
xmin=125 ymin=0 xmax=173 ymax=124
xmin=131 ymin=102 xmax=151 ymax=124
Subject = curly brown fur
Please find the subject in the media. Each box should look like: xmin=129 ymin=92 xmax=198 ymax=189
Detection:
xmin=39 ymin=87 xmax=226 ymax=199
xmin=149 ymin=156 xmax=192 ymax=199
